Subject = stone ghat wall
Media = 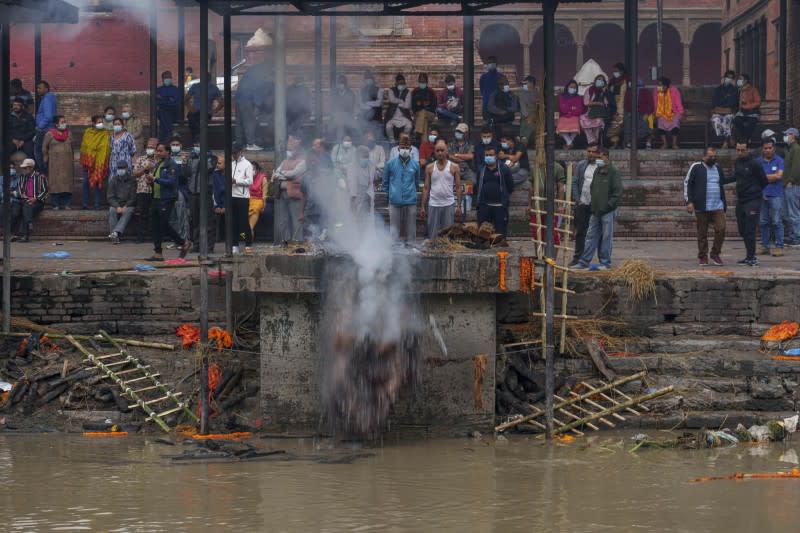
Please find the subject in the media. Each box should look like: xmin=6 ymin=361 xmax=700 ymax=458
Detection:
xmin=498 ymin=274 xmax=800 ymax=343
xmin=5 ymin=272 xmax=229 ymax=335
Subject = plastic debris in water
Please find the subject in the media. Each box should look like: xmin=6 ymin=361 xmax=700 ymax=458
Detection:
xmin=42 ymin=251 xmax=70 ymax=258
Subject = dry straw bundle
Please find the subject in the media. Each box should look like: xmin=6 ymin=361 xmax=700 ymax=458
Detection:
xmin=611 ymin=259 xmax=657 ymax=302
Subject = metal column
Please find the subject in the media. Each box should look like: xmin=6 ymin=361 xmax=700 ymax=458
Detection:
xmin=34 ymin=23 xmax=41 ymax=110
xmin=627 ymin=0 xmax=638 ymax=179
xmin=199 ymin=0 xmax=210 ymax=435
xmin=329 ymin=16 xmax=336 ymax=106
xmin=779 ymin=0 xmax=787 ymax=121
xmin=223 ymin=12 xmax=234 ymax=334
xmin=178 ymin=5 xmax=186 ymax=123
xmin=314 ymin=16 xmax=323 ymax=137
xmin=542 ymin=0 xmax=557 ymax=440
xmin=463 ymin=16 xmax=475 ymax=128
xmin=1 ymin=22 xmax=11 ymax=334
xmin=275 ymin=16 xmax=287 ymax=159
xmin=149 ymin=0 xmax=158 ymax=140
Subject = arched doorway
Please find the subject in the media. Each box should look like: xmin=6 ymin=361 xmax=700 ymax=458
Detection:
xmin=478 ymin=23 xmax=523 ymax=82
xmin=638 ymin=23 xmax=684 ymax=84
xmin=690 ymin=23 xmax=722 ymax=85
xmin=582 ymin=23 xmax=625 ymax=75
xmin=530 ymin=24 xmax=577 ymax=85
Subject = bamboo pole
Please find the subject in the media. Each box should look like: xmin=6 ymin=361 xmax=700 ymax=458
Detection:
xmin=580 ymin=381 xmax=641 ymax=417
xmin=495 ymin=371 xmax=647 ymax=432
xmin=554 ymin=386 xmax=674 ymax=435
xmin=0 ymin=331 xmax=175 ymax=350
xmin=571 ymin=391 xmax=626 ymax=421
xmin=559 ymin=165 xmax=574 ymax=353
xmin=555 ymin=394 xmax=614 ymax=428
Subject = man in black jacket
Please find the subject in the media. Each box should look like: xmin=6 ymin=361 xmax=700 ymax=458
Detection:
xmin=9 ymin=98 xmax=35 ymax=158
xmin=684 ymin=147 xmax=735 ymax=266
xmin=733 ymin=142 xmax=769 ymax=266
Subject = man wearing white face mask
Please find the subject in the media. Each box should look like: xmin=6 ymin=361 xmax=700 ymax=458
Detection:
xmin=486 ymin=74 xmax=518 ymax=138
xmin=107 ymin=161 xmax=137 ymax=244
xmin=436 ymin=74 xmax=463 ymax=125
xmin=155 ymin=70 xmax=180 ymax=142
xmin=418 ymin=126 xmax=440 ymax=167
xmin=711 ymin=70 xmax=739 ymax=149
xmin=385 ymin=73 xmax=413 ymax=142
xmin=132 ymin=138 xmax=158 ymax=243
xmin=382 ymin=133 xmax=420 ymax=243
xmin=572 ymin=147 xmax=622 ymax=271
xmin=411 ymin=73 xmax=437 ymax=143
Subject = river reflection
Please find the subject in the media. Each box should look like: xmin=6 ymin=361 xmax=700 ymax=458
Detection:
xmin=0 ymin=432 xmax=799 ymax=532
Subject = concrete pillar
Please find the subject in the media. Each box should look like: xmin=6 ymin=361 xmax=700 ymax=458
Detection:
xmin=1 ymin=22 xmax=11 ymax=333
xmin=522 ymin=43 xmax=530 ymax=77
xmin=683 ymin=43 xmax=691 ymax=86
xmin=275 ymin=15 xmax=287 ymax=161
xmin=575 ymin=20 xmax=584 ymax=69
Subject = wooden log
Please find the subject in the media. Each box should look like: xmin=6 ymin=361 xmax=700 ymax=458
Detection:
xmin=219 ymin=390 xmax=248 ymax=411
xmin=495 ymin=371 xmax=647 ymax=432
xmin=10 ymin=380 xmax=29 ymax=405
xmin=0 ymin=332 xmax=175 ymax=350
xmin=217 ymin=368 xmax=243 ymax=401
xmin=47 ymin=370 xmax=94 ymax=390
xmin=36 ymin=383 xmax=69 ymax=406
xmin=584 ymin=339 xmax=617 ymax=382
xmin=554 ymin=386 xmax=675 ymax=435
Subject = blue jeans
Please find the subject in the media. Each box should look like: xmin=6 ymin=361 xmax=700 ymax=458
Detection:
xmin=436 ymin=107 xmax=461 ymax=123
xmin=760 ymin=195 xmax=784 ymax=248
xmin=579 ymin=209 xmax=617 ymax=267
xmin=783 ymin=185 xmax=800 ymax=243
xmin=82 ymin=169 xmax=103 ymax=209
xmin=50 ymin=192 xmax=73 ymax=209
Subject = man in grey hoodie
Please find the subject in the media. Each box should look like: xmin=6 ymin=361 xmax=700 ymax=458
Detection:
xmin=107 ymin=160 xmax=137 ymax=244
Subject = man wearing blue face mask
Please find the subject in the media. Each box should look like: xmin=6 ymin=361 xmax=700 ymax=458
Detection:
xmin=474 ymin=126 xmax=500 ymax=177
xmin=479 ymin=55 xmax=501 ymax=118
xmin=107 ymin=161 xmax=137 ymax=244
xmin=411 ymin=73 xmax=437 ymax=143
xmin=572 ymin=147 xmax=622 ymax=271
xmin=155 ymin=71 xmax=180 ymax=142
xmin=486 ymin=75 xmax=518 ymax=138
xmin=474 ymin=145 xmax=514 ymax=237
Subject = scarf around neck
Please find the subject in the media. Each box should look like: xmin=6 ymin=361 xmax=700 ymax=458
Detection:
xmin=49 ymin=127 xmax=70 ymax=143
xmin=656 ymin=88 xmax=673 ymax=121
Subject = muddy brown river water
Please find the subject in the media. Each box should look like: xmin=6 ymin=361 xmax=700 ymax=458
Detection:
xmin=1 ymin=432 xmax=799 ymax=532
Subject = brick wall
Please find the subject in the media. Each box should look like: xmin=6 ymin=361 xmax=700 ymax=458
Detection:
xmin=5 ymin=272 xmax=227 ymax=335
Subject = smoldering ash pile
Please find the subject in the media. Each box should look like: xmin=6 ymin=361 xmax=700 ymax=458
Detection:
xmin=311 ymin=163 xmax=422 ymax=435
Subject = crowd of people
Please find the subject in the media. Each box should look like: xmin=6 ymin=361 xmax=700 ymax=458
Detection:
xmin=1 ymin=64 xmax=796 ymax=267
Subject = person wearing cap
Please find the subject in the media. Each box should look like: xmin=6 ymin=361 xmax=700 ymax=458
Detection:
xmin=711 ymin=70 xmax=739 ymax=149
xmin=479 ymin=55 xmax=501 ymax=117
xmin=518 ymin=75 xmax=539 ymax=148
xmin=382 ymin=132 xmax=419 ymax=243
xmin=449 ymin=122 xmax=475 ymax=182
xmin=106 ymin=161 xmax=137 ymax=244
xmin=783 ymin=127 xmax=800 ymax=246
xmin=486 ymin=75 xmax=519 ymax=138
xmin=42 ymin=115 xmax=74 ymax=209
xmin=15 ymin=158 xmax=48 ymax=242
xmin=385 ymin=73 xmax=413 ymax=142
xmin=359 ymin=71 xmax=385 ymax=139
xmin=1 ymin=161 xmax=24 ymax=239
xmin=411 ymin=73 xmax=437 ymax=142
xmin=756 ymin=137 xmax=785 ymax=256
xmin=436 ymin=74 xmax=463 ymax=125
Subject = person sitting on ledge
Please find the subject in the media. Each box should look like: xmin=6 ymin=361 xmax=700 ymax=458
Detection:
xmin=16 ymin=158 xmax=49 ymax=243
xmin=107 ymin=160 xmax=137 ymax=245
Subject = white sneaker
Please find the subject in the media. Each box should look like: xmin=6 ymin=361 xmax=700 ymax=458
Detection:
xmin=246 ymin=144 xmax=264 ymax=151
xmin=232 ymin=246 xmax=240 ymax=254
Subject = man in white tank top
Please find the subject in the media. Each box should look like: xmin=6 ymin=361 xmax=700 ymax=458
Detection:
xmin=421 ymin=138 xmax=462 ymax=240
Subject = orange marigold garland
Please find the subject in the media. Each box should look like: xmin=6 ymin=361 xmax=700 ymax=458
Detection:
xmin=761 ymin=321 xmax=800 ymax=343
xmin=208 ymin=327 xmax=233 ymax=352
xmin=176 ymin=324 xmax=201 ymax=349
xmin=497 ymin=251 xmax=509 ymax=291
xmin=519 ymin=257 xmax=534 ymax=293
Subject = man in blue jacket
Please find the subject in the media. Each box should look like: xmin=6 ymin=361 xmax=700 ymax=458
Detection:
xmin=382 ymin=132 xmax=420 ymax=242
xmin=146 ymin=143 xmax=192 ymax=260
xmin=34 ymin=80 xmax=57 ymax=171
xmin=474 ymin=145 xmax=514 ymax=237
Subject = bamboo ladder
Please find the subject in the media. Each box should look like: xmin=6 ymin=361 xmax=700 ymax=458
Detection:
xmin=66 ymin=330 xmax=198 ymax=432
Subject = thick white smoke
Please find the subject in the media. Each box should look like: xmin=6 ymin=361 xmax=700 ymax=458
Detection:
xmin=311 ymin=149 xmax=422 ymax=435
